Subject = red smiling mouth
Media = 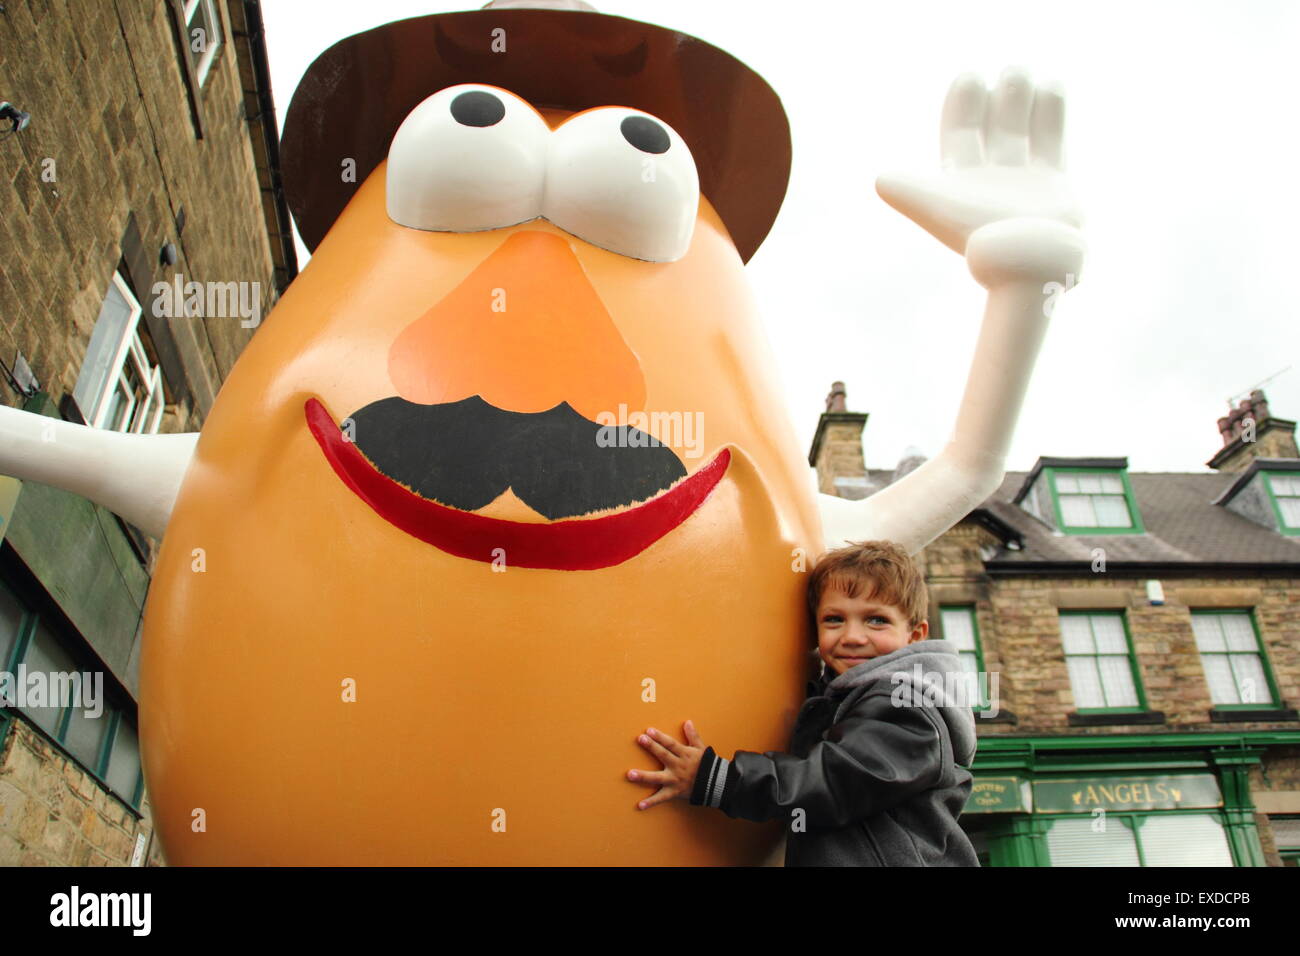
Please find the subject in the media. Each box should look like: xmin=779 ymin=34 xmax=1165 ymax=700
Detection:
xmin=304 ymin=398 xmax=729 ymax=570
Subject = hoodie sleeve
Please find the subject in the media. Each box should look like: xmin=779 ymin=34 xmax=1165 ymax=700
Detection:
xmin=690 ymin=690 xmax=946 ymax=829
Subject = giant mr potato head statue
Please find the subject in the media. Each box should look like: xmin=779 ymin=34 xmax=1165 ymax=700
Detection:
xmin=0 ymin=0 xmax=1083 ymax=863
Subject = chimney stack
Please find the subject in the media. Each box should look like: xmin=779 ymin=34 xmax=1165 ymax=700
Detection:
xmin=1207 ymin=389 xmax=1298 ymax=472
xmin=809 ymin=381 xmax=871 ymax=499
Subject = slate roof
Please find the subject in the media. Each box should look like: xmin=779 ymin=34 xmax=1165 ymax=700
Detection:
xmin=863 ymin=466 xmax=1300 ymax=570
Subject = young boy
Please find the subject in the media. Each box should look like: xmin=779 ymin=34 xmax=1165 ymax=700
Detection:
xmin=626 ymin=539 xmax=980 ymax=866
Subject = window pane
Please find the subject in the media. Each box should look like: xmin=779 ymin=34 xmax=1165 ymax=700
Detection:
xmin=1200 ymin=654 xmax=1238 ymax=704
xmin=73 ymin=277 xmax=136 ymax=423
xmin=1047 ymin=816 xmax=1140 ymax=866
xmin=941 ymin=608 xmax=976 ymax=651
xmin=1091 ymin=615 xmax=1128 ymax=653
xmin=20 ymin=623 xmax=77 ymax=737
xmin=1055 ymin=474 xmax=1079 ymax=493
xmin=1060 ymin=615 xmax=1095 ymax=654
xmin=1098 ymin=655 xmax=1138 ymax=706
xmin=1067 ymin=657 xmax=1104 ymax=708
xmin=958 ymin=652 xmax=989 ymax=707
xmin=0 ymin=586 xmax=25 ymax=671
xmin=1221 ymin=614 xmax=1257 ymax=651
xmin=106 ymin=718 xmax=142 ymax=804
xmin=1139 ymin=815 xmax=1234 ymax=866
xmin=1059 ymin=495 xmax=1095 ymax=526
xmin=1229 ymin=654 xmax=1272 ymax=705
xmin=1280 ymin=498 xmax=1300 ymax=527
xmin=64 ymin=698 xmax=112 ymax=771
xmin=1099 ymin=474 xmax=1124 ymax=493
xmin=1093 ymin=495 xmax=1131 ymax=527
xmin=1270 ymin=475 xmax=1300 ymax=495
xmin=1077 ymin=474 xmax=1104 ymax=493
xmin=1191 ymin=614 xmax=1226 ymax=652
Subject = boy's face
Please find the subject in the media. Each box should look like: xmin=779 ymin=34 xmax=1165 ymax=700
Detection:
xmin=816 ymin=585 xmax=928 ymax=676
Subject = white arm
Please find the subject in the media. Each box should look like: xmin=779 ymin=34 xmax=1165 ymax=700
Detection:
xmin=819 ymin=69 xmax=1086 ymax=557
xmin=0 ymin=404 xmax=198 ymax=540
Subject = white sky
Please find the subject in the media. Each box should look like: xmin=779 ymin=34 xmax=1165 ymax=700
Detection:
xmin=260 ymin=0 xmax=1300 ymax=476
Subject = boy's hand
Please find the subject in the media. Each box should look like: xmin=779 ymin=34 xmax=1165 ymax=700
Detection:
xmin=626 ymin=720 xmax=706 ymax=810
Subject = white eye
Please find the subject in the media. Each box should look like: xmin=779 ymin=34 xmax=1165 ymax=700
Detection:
xmin=542 ymin=108 xmax=698 ymax=262
xmin=386 ymin=84 xmax=549 ymax=232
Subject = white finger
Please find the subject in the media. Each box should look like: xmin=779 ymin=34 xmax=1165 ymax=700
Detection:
xmin=984 ymin=66 xmax=1034 ymax=166
xmin=1029 ymin=79 xmax=1066 ymax=169
xmin=940 ymin=73 xmax=987 ymax=168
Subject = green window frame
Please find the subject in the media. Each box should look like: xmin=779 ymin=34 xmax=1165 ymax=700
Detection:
xmin=1263 ymin=472 xmax=1300 ymax=536
xmin=1042 ymin=810 xmax=1236 ymax=866
xmin=1059 ymin=610 xmax=1147 ymax=713
xmin=1190 ymin=610 xmax=1279 ymax=708
xmin=0 ymin=579 xmax=145 ymax=811
xmin=939 ymin=605 xmax=992 ymax=711
xmin=1046 ymin=467 xmax=1145 ymax=535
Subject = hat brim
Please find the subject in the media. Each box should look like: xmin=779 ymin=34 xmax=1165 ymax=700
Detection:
xmin=281 ymin=8 xmax=791 ymax=264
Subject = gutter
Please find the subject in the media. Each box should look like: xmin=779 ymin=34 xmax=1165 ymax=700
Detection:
xmin=234 ymin=0 xmax=299 ymax=294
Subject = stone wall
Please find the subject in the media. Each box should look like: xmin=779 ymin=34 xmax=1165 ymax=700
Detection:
xmin=0 ymin=0 xmax=282 ymax=867
xmin=0 ymin=0 xmax=278 ymax=435
xmin=0 ymin=718 xmax=164 ymax=866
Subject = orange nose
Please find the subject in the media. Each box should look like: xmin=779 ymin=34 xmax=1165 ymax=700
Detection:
xmin=388 ymin=231 xmax=646 ymax=421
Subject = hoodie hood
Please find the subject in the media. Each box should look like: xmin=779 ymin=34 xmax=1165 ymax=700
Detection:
xmin=823 ymin=640 xmax=978 ymax=767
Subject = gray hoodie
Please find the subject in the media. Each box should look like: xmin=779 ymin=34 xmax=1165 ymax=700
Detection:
xmin=690 ymin=640 xmax=980 ymax=866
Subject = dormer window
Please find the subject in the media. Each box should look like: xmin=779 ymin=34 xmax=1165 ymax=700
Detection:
xmin=1264 ymin=472 xmax=1300 ymax=535
xmin=1213 ymin=460 xmax=1300 ymax=537
xmin=1053 ymin=471 xmax=1138 ymax=530
xmin=1013 ymin=457 xmax=1143 ymax=535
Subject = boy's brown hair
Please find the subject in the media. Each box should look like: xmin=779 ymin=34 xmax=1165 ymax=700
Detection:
xmin=806 ymin=540 xmax=929 ymax=637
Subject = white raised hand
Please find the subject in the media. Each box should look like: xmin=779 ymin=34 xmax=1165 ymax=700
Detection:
xmin=876 ymin=67 xmax=1084 ymax=288
xmin=818 ymin=66 xmax=1088 ymax=554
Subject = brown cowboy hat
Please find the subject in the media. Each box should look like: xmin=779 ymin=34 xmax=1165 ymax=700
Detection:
xmin=280 ymin=0 xmax=791 ymax=264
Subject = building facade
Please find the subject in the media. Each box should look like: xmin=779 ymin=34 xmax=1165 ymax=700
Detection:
xmin=811 ymin=382 xmax=1300 ymax=866
xmin=0 ymin=0 xmax=294 ymax=866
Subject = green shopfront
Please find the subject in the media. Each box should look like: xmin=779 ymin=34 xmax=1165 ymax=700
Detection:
xmin=960 ymin=732 xmax=1300 ymax=866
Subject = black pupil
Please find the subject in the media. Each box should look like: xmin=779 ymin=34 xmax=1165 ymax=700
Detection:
xmin=620 ymin=116 xmax=670 ymax=154
xmin=450 ymin=91 xmax=506 ymax=127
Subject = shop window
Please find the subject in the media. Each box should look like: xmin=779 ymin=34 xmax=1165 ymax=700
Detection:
xmin=1046 ymin=812 xmax=1234 ymax=866
xmin=1271 ymin=816 xmax=1300 ymax=866
xmin=1060 ymin=611 xmax=1144 ymax=711
xmin=1191 ymin=610 xmax=1277 ymax=707
xmin=0 ymin=579 xmax=145 ymax=810
xmin=939 ymin=606 xmax=991 ymax=711
xmin=72 ymin=270 xmax=166 ymax=435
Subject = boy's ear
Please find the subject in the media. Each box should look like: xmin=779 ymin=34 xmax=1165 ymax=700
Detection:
xmin=910 ymin=620 xmax=929 ymax=642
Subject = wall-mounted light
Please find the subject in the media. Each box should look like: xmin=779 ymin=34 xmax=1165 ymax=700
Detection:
xmin=160 ymin=242 xmax=178 ymax=267
xmin=0 ymin=101 xmax=31 ymax=134
xmin=1146 ymin=580 xmax=1165 ymax=606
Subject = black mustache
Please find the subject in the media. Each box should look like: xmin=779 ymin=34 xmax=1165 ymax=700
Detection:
xmin=346 ymin=395 xmax=687 ymax=520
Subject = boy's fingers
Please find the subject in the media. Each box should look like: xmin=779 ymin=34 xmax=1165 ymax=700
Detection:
xmin=626 ymin=768 xmax=672 ymax=788
xmin=682 ymin=720 xmax=703 ymax=747
xmin=638 ymin=732 xmax=676 ymax=764
xmin=646 ymin=727 xmax=684 ymax=757
xmin=637 ymin=785 xmax=679 ymax=811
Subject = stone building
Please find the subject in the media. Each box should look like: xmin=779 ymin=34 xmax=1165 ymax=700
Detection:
xmin=0 ymin=0 xmax=294 ymax=865
xmin=811 ymin=382 xmax=1300 ymax=866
